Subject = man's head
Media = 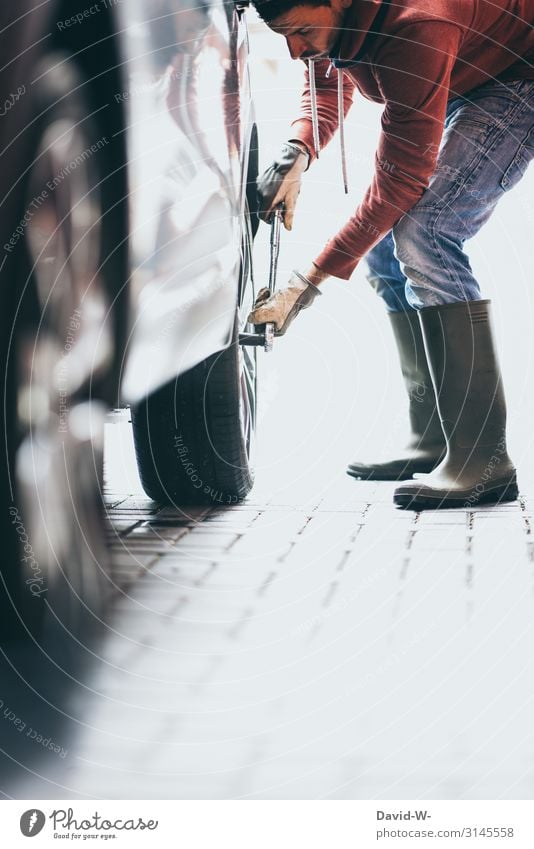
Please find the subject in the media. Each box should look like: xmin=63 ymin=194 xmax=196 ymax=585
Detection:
xmin=253 ymin=0 xmax=352 ymax=60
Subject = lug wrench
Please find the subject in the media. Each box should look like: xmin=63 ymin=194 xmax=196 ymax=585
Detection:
xmin=263 ymin=205 xmax=282 ymax=352
xmin=239 ymin=206 xmax=283 ymax=352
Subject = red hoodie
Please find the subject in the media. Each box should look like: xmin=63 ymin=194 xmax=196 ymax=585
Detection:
xmin=289 ymin=0 xmax=534 ymax=280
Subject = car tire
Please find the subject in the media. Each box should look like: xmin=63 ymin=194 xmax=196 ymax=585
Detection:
xmin=130 ymin=185 xmax=258 ymax=509
xmin=0 ymin=54 xmax=115 ymax=648
xmin=131 ymin=306 xmax=256 ymax=507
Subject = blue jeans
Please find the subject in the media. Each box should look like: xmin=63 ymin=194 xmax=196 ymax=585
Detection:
xmin=366 ymin=78 xmax=534 ymax=311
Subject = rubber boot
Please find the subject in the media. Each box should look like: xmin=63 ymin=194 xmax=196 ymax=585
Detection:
xmin=394 ymin=300 xmax=518 ymax=510
xmin=347 ymin=309 xmax=446 ymax=480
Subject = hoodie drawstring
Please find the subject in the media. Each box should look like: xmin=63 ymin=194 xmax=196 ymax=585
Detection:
xmin=337 ymin=67 xmax=348 ymax=194
xmin=308 ymin=59 xmax=348 ymax=193
xmin=308 ymin=58 xmax=320 ymax=161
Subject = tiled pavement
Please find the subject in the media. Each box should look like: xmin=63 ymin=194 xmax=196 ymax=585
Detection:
xmin=16 ymin=422 xmax=534 ymax=800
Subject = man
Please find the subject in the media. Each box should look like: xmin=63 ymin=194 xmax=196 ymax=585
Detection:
xmin=248 ymin=0 xmax=533 ymax=509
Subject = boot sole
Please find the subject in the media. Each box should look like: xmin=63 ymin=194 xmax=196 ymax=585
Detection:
xmin=346 ymin=461 xmax=442 ymax=482
xmin=347 ymin=468 xmax=415 ymax=482
xmin=394 ymin=477 xmax=519 ymax=511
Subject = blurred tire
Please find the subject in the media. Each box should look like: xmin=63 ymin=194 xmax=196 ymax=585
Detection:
xmin=1 ymin=55 xmax=115 ymax=648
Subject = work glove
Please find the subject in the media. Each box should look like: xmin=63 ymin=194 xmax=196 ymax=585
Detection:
xmin=247 ymin=270 xmax=322 ymax=336
xmin=257 ymin=141 xmax=310 ymax=230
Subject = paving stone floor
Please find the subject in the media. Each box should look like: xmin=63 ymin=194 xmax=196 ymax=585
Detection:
xmin=13 ymin=412 xmax=534 ymax=800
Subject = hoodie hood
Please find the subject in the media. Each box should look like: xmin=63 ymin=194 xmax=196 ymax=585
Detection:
xmin=331 ymin=0 xmax=385 ymax=62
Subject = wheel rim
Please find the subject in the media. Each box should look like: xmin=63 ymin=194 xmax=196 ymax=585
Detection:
xmin=238 ymin=208 xmax=257 ymax=468
xmin=238 ymin=342 xmax=256 ymax=464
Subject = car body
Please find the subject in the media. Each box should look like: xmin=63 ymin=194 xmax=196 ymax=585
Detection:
xmin=119 ymin=0 xmax=257 ymax=402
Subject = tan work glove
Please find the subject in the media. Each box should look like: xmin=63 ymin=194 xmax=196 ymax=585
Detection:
xmin=247 ymin=271 xmax=322 ymax=336
xmin=257 ymin=141 xmax=310 ymax=230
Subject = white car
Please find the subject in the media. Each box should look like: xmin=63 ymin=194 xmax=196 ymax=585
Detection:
xmin=0 ymin=0 xmax=259 ymax=642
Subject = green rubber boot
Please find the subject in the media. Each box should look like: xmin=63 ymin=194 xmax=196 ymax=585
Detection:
xmin=394 ymin=300 xmax=518 ymax=510
xmin=347 ymin=309 xmax=445 ymax=481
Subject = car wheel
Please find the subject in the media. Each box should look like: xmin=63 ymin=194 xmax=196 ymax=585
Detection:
xmin=131 ymin=213 xmax=257 ymax=507
xmin=1 ymin=55 xmax=114 ymax=647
